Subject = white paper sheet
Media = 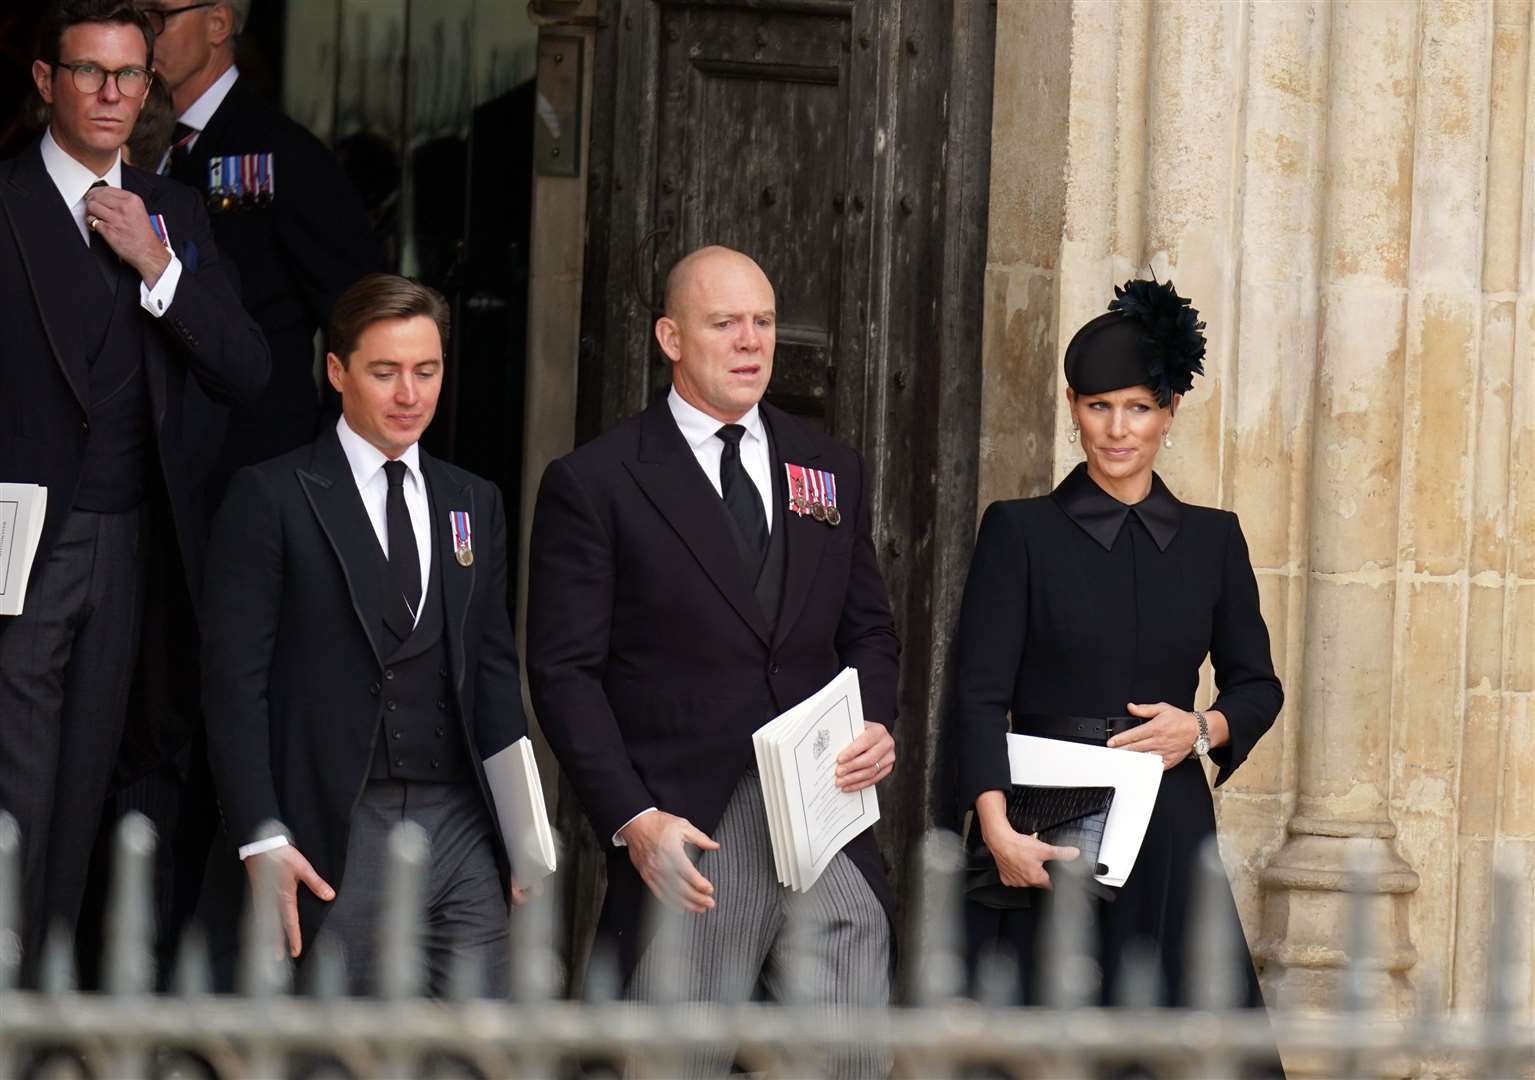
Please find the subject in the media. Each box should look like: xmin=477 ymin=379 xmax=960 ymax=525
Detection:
xmin=0 ymin=484 xmax=46 ymax=617
xmin=753 ymin=667 xmax=880 ymax=892
xmin=483 ymin=736 xmax=557 ymax=883
xmin=1005 ymin=733 xmax=1164 ymax=888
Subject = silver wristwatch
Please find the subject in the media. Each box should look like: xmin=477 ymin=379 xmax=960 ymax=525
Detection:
xmin=1192 ymin=709 xmax=1211 ymax=757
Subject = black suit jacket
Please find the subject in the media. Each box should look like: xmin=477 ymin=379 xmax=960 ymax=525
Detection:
xmin=527 ymin=396 xmax=900 ymax=973
xmin=201 ymin=427 xmax=526 ymax=941
xmin=170 ymin=76 xmax=382 ymax=471
xmin=0 ymin=138 xmax=270 ymax=603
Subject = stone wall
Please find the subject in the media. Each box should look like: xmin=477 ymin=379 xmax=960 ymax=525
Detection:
xmin=983 ymin=0 xmax=1534 ymax=1070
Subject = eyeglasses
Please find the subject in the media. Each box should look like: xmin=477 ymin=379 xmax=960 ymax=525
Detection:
xmin=53 ymin=62 xmax=153 ymax=98
xmin=140 ymin=2 xmax=216 ymax=34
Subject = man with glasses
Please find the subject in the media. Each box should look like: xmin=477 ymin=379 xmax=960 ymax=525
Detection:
xmin=141 ymin=0 xmax=382 ymax=476
xmin=0 ymin=0 xmax=268 ymax=985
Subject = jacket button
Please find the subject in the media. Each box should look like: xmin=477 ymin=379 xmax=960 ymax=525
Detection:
xmin=436 ymin=699 xmax=447 ymax=711
xmin=439 ymin=666 xmax=449 ymax=678
xmin=386 ymin=700 xmax=397 ymax=712
xmin=431 ymin=760 xmax=440 ymax=769
xmin=369 ymin=683 xmax=380 ymax=695
xmin=395 ymin=758 xmax=404 ymax=768
xmin=384 ymin=669 xmax=395 ymax=680
xmin=392 ymin=730 xmax=401 ymax=740
xmin=769 ymin=662 xmax=782 ymax=675
xmin=81 ymin=420 xmax=89 ymax=430
xmin=435 ymin=727 xmax=444 ymax=737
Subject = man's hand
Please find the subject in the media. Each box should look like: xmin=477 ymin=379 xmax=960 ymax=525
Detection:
xmin=979 ymin=819 xmax=1080 ymax=890
xmin=244 ymin=845 xmax=335 ymax=959
xmin=619 ymin=811 xmax=720 ymax=914
xmin=1108 ymin=702 xmax=1221 ymax=769
xmin=834 ymin=721 xmax=894 ymax=792
xmin=83 ymin=186 xmax=171 ymax=287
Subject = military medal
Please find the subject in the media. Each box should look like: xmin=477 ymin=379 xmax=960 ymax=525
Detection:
xmin=820 ymin=469 xmax=841 ymax=526
xmin=148 ymin=213 xmax=172 ymax=252
xmin=450 ymin=510 xmax=474 ymax=567
xmin=784 ymin=463 xmax=810 ymax=516
xmin=804 ymin=468 xmax=825 ymax=521
xmin=255 ymin=152 xmax=275 ymax=206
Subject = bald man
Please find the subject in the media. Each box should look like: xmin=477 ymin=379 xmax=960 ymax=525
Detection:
xmin=528 ymin=246 xmax=900 ymax=1076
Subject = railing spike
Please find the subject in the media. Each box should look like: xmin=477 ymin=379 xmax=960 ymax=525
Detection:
xmin=105 ymin=812 xmax=157 ymax=998
xmin=0 ymin=812 xmax=21 ymax=993
xmin=378 ymin=821 xmax=429 ymax=1001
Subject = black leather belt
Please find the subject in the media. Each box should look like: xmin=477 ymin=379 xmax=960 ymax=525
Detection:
xmin=1016 ymin=713 xmax=1145 ymax=742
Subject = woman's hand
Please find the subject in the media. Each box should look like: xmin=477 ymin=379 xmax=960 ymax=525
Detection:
xmin=1109 ymin=702 xmax=1227 ymax=769
xmin=974 ymin=792 xmax=1079 ymax=889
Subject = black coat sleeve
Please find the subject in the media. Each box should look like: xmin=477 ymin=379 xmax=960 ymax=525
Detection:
xmin=833 ymin=451 xmax=900 ymax=730
xmin=156 ymin=184 xmax=270 ymax=406
xmin=526 ymin=457 xmax=656 ymax=843
xmin=1206 ymin=513 xmax=1284 ymax=786
xmin=472 ymin=482 xmax=527 ymax=756
xmin=201 ymin=466 xmax=286 ymax=846
xmin=951 ymin=501 xmax=1029 ymax=816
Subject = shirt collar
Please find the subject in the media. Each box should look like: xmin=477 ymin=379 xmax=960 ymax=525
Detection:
xmin=336 ymin=415 xmax=420 ymax=492
xmin=178 ymin=64 xmax=240 ymax=132
xmin=1051 ymin=462 xmax=1182 ymax=552
xmin=41 ymin=126 xmax=121 ymax=208
xmin=667 ymin=386 xmax=765 ymax=452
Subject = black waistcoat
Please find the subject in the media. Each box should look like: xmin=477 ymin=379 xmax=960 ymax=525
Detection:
xmin=370 ymin=521 xmax=472 ymax=784
xmin=60 ymin=213 xmax=152 ymax=512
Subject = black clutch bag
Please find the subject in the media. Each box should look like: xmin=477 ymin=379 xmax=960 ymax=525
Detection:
xmin=964 ymin=784 xmax=1116 ymax=909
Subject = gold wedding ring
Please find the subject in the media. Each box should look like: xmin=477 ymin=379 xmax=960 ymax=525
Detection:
xmin=87 ymin=216 xmax=100 ymax=231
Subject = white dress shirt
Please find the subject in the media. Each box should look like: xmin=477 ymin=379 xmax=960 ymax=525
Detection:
xmin=41 ymin=127 xmax=181 ymax=316
xmin=237 ymin=416 xmax=433 ymax=861
xmin=612 ymin=389 xmax=777 ymax=847
xmin=160 ymin=63 xmax=239 ymax=171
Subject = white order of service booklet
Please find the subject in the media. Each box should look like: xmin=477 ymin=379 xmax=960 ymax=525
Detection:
xmin=1005 ymin=732 xmax=1163 ymax=888
xmin=0 ymin=484 xmax=47 ymax=617
xmin=753 ymin=666 xmax=879 ymax=892
xmin=482 ymin=736 xmax=557 ymax=884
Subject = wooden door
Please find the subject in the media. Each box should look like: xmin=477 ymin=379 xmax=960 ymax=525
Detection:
xmin=569 ymin=0 xmax=996 ymax=992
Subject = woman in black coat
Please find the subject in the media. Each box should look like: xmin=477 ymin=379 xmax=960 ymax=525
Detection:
xmin=951 ymin=279 xmax=1284 ymax=1017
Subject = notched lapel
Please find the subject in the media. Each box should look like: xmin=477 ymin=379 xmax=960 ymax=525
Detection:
xmin=297 ymin=433 xmax=388 ymax=665
xmin=630 ymin=400 xmax=771 ymax=645
xmin=425 ymin=456 xmax=474 ymax=692
xmin=764 ymin=407 xmax=830 ymax=648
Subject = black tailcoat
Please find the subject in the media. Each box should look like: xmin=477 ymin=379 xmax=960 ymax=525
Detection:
xmin=950 ymin=463 xmax=1284 ymax=1009
xmin=200 ymin=427 xmax=526 ymax=945
xmin=527 ymin=396 xmax=901 ymax=976
xmin=169 ymin=77 xmax=383 ymax=473
xmin=0 ymin=138 xmax=270 ymax=605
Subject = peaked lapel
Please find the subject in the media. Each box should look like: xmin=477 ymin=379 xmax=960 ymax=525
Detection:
xmin=421 ymin=453 xmax=475 ymax=693
xmin=763 ymin=404 xmax=831 ymax=650
xmin=120 ymin=166 xmax=169 ymax=424
xmin=625 ymin=396 xmax=771 ymax=645
xmin=0 ymin=142 xmax=92 ymax=415
xmin=296 ymin=428 xmax=388 ymax=665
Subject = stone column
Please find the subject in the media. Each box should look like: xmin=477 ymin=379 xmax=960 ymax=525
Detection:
xmin=1256 ymin=0 xmax=1422 ymax=1040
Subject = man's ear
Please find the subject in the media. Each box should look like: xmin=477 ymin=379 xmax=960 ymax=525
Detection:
xmin=209 ymin=3 xmax=237 ymax=46
xmin=32 ymin=61 xmax=55 ymax=107
xmin=325 ymin=352 xmax=346 ymax=394
xmin=655 ymin=316 xmax=682 ymax=363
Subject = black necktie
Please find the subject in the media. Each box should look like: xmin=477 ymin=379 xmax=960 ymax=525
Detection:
xmin=86 ymin=180 xmax=119 ymax=296
xmin=716 ymin=425 xmax=767 ymax=567
xmin=382 ymin=460 xmax=422 ymax=644
xmin=168 ymin=122 xmax=197 ymax=174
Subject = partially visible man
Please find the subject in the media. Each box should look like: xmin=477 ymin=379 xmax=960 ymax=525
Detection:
xmin=139 ymin=0 xmax=382 ymax=474
xmin=0 ymin=0 xmax=268 ymax=983
xmin=202 ymin=274 xmax=526 ymax=996
xmin=528 ymin=246 xmax=900 ymax=1078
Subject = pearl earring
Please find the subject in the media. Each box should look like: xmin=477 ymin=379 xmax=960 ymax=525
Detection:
xmin=1162 ymin=430 xmax=1173 ymax=449
xmin=1068 ymin=423 xmax=1079 ymax=445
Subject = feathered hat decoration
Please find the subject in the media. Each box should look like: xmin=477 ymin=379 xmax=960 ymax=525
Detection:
xmin=1063 ymin=277 xmax=1208 ymax=407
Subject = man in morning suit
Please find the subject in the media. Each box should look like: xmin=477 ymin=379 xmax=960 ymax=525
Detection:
xmin=138 ymin=0 xmax=382 ymax=473
xmin=528 ymin=246 xmax=900 ymax=1078
xmin=0 ymin=0 xmax=269 ymax=984
xmin=202 ymin=274 xmax=526 ymax=996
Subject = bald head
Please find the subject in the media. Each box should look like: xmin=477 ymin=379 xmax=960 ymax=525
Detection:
xmin=663 ymin=246 xmax=772 ymax=319
xmin=656 ymin=245 xmax=777 ymax=423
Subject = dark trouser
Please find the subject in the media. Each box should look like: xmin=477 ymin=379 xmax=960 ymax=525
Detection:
xmin=321 ymin=779 xmax=509 ymax=998
xmin=0 ymin=507 xmax=146 ymax=984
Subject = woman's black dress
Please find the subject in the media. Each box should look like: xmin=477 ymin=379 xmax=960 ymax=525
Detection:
xmin=952 ymin=462 xmax=1283 ymax=1010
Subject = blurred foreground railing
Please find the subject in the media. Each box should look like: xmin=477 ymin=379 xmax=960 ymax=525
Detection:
xmin=1 ymin=813 xmax=1532 ymax=1079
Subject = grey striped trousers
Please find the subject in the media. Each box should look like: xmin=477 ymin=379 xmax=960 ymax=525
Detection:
xmin=627 ymin=770 xmax=891 ymax=1079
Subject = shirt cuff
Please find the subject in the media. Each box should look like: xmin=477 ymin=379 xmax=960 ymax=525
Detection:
xmin=612 ymin=807 xmax=658 ymax=847
xmin=238 ymin=834 xmax=291 ymax=860
xmin=139 ymin=252 xmax=182 ymax=317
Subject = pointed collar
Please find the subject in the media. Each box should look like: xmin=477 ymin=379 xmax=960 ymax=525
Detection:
xmin=40 ymin=126 xmax=121 ymax=211
xmin=1051 ymin=462 xmax=1182 ymax=552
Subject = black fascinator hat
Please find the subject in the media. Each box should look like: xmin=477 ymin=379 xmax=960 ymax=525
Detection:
xmin=1063 ymin=278 xmax=1207 ymax=407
